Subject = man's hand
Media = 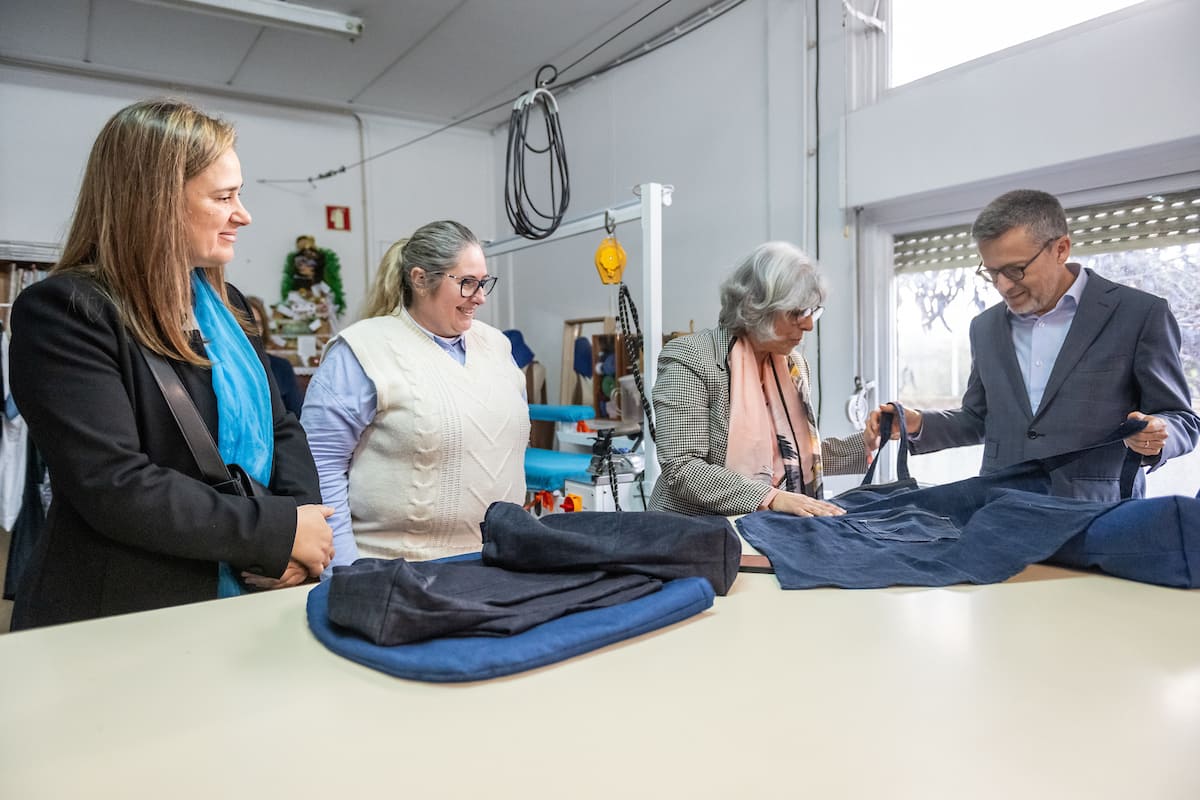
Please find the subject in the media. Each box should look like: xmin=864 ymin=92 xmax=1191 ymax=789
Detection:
xmin=864 ymin=403 xmax=923 ymax=451
xmin=1125 ymin=411 xmax=1167 ymax=458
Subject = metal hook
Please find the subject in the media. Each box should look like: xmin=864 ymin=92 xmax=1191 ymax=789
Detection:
xmin=535 ymin=64 xmax=558 ymax=88
xmin=604 ymin=210 xmax=616 ymax=235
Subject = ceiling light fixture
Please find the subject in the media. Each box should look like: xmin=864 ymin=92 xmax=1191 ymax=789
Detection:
xmin=131 ymin=0 xmax=364 ymax=40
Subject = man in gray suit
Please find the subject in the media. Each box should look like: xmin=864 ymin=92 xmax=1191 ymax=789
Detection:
xmin=867 ymin=189 xmax=1199 ymax=500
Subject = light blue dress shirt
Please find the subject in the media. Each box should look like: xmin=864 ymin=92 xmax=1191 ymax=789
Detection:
xmin=1009 ymin=265 xmax=1088 ymax=413
xmin=301 ymin=309 xmax=467 ymax=577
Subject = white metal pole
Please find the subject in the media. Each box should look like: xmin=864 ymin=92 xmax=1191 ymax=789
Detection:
xmin=640 ymin=183 xmax=665 ymax=492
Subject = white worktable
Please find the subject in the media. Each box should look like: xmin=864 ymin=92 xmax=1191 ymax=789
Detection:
xmin=1 ymin=566 xmax=1198 ymax=799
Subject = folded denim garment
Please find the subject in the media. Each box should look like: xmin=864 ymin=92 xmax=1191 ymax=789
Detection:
xmin=1050 ymin=493 xmax=1200 ymax=588
xmin=739 ymin=487 xmax=1105 ymax=589
xmin=480 ymin=501 xmax=741 ymax=595
xmin=327 ymin=557 xmax=662 ymax=646
xmin=309 ymin=560 xmax=715 ymax=683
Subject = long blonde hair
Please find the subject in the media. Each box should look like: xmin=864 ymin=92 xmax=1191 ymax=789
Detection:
xmin=56 ymin=98 xmax=239 ymax=364
xmin=361 ymin=220 xmax=479 ymax=320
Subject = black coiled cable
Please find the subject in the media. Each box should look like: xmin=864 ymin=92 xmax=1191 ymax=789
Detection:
xmin=504 ymin=66 xmax=570 ymax=240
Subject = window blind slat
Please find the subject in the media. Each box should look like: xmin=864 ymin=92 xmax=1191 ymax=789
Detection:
xmin=894 ymin=189 xmax=1200 ymax=274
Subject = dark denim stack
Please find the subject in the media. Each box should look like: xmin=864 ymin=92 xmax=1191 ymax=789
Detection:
xmin=327 ymin=558 xmax=663 ymax=646
xmin=480 ymin=502 xmax=741 ymax=595
xmin=314 ymin=503 xmax=739 ymax=681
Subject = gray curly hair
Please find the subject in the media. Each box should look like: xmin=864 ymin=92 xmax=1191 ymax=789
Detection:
xmin=718 ymin=241 xmax=826 ymax=342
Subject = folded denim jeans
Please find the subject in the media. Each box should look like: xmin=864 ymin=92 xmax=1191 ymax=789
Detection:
xmin=480 ymin=501 xmax=741 ymax=595
xmin=328 ymin=557 xmax=662 ymax=646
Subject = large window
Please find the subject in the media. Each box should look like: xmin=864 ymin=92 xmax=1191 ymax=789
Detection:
xmin=890 ymin=0 xmax=1147 ymax=87
xmin=893 ymin=189 xmax=1200 ymax=495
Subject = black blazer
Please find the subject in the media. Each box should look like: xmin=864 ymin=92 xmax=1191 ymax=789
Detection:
xmin=9 ymin=272 xmax=322 ymax=628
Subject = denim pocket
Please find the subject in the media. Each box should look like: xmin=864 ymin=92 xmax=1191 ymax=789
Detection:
xmin=841 ymin=508 xmax=961 ymax=543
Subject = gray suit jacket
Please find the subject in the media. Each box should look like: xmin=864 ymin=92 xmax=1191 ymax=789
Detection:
xmin=916 ymin=269 xmax=1200 ymax=500
xmin=648 ymin=327 xmax=868 ymax=516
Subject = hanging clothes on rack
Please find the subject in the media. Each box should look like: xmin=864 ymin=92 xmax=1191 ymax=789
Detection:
xmin=0 ymin=321 xmax=28 ymax=530
xmin=4 ymin=441 xmax=47 ymax=601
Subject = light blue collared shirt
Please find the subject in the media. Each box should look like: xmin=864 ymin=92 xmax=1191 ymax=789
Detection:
xmin=300 ymin=309 xmax=467 ymax=576
xmin=1009 ymin=264 xmax=1088 ymax=413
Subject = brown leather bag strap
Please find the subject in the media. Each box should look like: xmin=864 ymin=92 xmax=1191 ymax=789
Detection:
xmin=138 ymin=343 xmax=234 ymax=486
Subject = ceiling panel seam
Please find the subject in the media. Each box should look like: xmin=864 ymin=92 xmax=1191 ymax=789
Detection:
xmin=348 ymin=0 xmax=471 ymax=104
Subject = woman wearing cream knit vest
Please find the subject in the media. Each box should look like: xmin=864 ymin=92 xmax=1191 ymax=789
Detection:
xmin=301 ymin=221 xmax=530 ymax=572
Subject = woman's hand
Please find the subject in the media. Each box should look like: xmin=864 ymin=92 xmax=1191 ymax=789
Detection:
xmin=864 ymin=403 xmax=923 ymax=451
xmin=292 ymin=504 xmax=335 ymax=577
xmin=768 ymin=491 xmax=845 ymax=517
xmin=241 ymin=559 xmax=310 ymax=590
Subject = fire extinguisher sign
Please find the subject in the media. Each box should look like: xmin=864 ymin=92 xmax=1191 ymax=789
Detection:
xmin=325 ymin=206 xmax=351 ymax=231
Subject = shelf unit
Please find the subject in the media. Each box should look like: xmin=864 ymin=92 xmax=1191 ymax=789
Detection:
xmin=591 ymin=333 xmax=632 ymax=420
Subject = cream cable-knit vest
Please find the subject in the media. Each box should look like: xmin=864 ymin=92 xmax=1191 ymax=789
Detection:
xmin=338 ymin=312 xmax=530 ymax=561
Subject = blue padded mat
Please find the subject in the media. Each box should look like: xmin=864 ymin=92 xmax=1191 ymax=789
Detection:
xmin=528 ymin=404 xmax=596 ymax=422
xmin=524 ymin=447 xmax=593 ymax=491
xmin=306 ymin=567 xmax=715 ymax=682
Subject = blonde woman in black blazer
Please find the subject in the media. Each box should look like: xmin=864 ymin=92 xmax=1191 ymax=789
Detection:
xmin=649 ymin=242 xmax=868 ymax=517
xmin=9 ymin=100 xmax=333 ymax=628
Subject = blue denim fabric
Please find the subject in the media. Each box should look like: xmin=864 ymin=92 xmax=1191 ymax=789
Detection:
xmin=739 ymin=421 xmax=1154 ymax=589
xmin=836 ymin=417 xmax=1147 ymax=513
xmin=308 ymin=571 xmax=715 ymax=682
xmin=481 ymin=501 xmax=741 ymax=595
xmin=739 ymin=485 xmax=1098 ymax=589
xmin=1051 ymin=494 xmax=1200 ymax=588
xmin=833 ymin=456 xmax=1054 ymax=518
xmin=327 ymin=557 xmax=662 ymax=646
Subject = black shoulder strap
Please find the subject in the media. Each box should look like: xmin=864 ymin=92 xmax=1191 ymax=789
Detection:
xmin=138 ymin=343 xmax=232 ymax=486
xmin=861 ymin=402 xmax=912 ymax=486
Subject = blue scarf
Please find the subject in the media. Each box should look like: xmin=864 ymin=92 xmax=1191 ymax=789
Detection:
xmin=191 ymin=271 xmax=274 ymax=597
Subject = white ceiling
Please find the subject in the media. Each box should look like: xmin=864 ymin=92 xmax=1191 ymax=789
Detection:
xmin=0 ymin=0 xmax=723 ymax=128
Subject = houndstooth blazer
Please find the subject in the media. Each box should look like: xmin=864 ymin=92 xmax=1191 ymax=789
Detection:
xmin=648 ymin=326 xmax=867 ymax=516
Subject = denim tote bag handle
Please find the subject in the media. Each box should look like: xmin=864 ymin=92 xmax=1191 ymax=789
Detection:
xmin=1036 ymin=416 xmax=1148 ymax=499
xmin=861 ymin=401 xmax=912 ymax=486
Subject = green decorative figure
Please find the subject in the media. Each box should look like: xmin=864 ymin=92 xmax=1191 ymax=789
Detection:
xmin=281 ymin=234 xmax=346 ymax=316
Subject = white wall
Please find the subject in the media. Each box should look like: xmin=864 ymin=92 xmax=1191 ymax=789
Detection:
xmin=488 ymin=0 xmax=843 ymax=420
xmin=843 ymin=0 xmax=1200 ymax=221
xmin=0 ymin=65 xmax=495 ymax=319
xmin=355 ymin=115 xmax=495 ymax=322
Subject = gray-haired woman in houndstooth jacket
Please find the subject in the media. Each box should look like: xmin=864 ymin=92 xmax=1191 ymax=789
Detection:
xmin=648 ymin=242 xmax=868 ymax=518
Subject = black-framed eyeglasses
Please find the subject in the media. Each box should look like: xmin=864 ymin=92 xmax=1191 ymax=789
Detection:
xmin=442 ymin=273 xmax=499 ymax=297
xmin=975 ymin=237 xmax=1057 ymax=285
xmin=785 ymin=306 xmax=824 ymax=324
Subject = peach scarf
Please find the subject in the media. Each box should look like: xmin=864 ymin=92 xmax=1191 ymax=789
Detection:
xmin=725 ymin=337 xmax=814 ymax=494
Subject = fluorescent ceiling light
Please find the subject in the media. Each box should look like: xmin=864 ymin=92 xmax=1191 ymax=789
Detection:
xmin=131 ymin=0 xmax=364 ymax=40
